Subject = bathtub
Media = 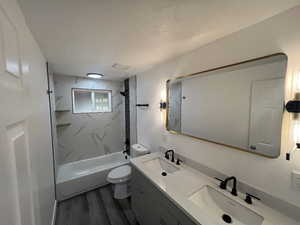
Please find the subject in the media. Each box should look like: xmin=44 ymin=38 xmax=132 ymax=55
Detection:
xmin=56 ymin=152 xmax=129 ymax=201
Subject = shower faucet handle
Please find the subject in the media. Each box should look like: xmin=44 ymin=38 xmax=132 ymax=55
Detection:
xmin=122 ymin=150 xmax=129 ymax=160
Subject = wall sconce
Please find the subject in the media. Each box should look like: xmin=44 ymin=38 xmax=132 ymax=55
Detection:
xmin=286 ymin=100 xmax=300 ymax=113
xmin=286 ymin=71 xmax=300 ymax=160
xmin=160 ymin=101 xmax=167 ymax=110
xmin=160 ymin=89 xmax=167 ymax=110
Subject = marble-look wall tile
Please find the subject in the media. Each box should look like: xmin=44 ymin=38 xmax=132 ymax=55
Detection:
xmin=53 ymin=74 xmax=125 ymax=165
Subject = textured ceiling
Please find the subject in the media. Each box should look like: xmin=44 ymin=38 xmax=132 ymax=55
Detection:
xmin=18 ymin=0 xmax=300 ymax=80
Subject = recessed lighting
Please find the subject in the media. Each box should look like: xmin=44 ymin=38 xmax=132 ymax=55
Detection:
xmin=86 ymin=73 xmax=104 ymax=79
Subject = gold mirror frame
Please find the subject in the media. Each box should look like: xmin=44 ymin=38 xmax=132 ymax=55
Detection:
xmin=166 ymin=53 xmax=288 ymax=158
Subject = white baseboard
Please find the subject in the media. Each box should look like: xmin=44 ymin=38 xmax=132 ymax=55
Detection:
xmin=51 ymin=200 xmax=57 ymax=225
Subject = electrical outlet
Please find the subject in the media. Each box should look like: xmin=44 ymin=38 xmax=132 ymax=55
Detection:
xmin=292 ymin=170 xmax=300 ymax=190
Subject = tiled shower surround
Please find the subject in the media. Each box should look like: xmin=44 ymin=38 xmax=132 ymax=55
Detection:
xmin=54 ymin=75 xmax=125 ymax=165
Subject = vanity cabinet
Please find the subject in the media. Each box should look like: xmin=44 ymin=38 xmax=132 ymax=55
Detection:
xmin=131 ymin=167 xmax=199 ymax=225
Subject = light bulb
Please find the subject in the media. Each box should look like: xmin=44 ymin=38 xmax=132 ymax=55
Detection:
xmin=293 ymin=120 xmax=300 ymax=144
xmin=295 ymin=71 xmax=300 ymax=92
xmin=161 ymin=89 xmax=166 ymax=102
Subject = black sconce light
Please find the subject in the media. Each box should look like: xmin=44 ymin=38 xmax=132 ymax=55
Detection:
xmin=160 ymin=101 xmax=167 ymax=110
xmin=286 ymin=100 xmax=300 ymax=113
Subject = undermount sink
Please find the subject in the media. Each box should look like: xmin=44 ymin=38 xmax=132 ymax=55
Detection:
xmin=143 ymin=157 xmax=179 ymax=174
xmin=189 ymin=185 xmax=264 ymax=225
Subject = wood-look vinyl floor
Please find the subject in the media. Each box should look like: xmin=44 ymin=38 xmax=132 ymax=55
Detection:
xmin=55 ymin=185 xmax=140 ymax=225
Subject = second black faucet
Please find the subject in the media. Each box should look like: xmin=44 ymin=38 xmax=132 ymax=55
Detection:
xmin=165 ymin=149 xmax=175 ymax=162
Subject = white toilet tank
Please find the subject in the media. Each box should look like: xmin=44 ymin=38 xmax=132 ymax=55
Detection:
xmin=131 ymin=144 xmax=149 ymax=157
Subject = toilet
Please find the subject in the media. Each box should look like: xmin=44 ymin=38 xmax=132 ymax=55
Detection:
xmin=107 ymin=144 xmax=149 ymax=199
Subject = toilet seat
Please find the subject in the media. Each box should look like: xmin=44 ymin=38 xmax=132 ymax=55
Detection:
xmin=107 ymin=165 xmax=131 ymax=183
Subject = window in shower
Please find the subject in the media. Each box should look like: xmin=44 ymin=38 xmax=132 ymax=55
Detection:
xmin=72 ymin=88 xmax=112 ymax=113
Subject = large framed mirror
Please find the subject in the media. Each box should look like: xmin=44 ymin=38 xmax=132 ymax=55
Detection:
xmin=166 ymin=53 xmax=287 ymax=158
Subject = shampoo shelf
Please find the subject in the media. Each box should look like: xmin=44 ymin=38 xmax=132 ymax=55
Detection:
xmin=56 ymin=123 xmax=71 ymax=127
xmin=55 ymin=109 xmax=71 ymax=112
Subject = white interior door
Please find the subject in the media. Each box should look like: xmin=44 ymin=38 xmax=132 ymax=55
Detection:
xmin=249 ymin=78 xmax=284 ymax=157
xmin=0 ymin=7 xmax=35 ymax=225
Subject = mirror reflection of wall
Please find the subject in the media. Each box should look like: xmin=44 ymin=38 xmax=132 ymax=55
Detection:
xmin=167 ymin=54 xmax=287 ymax=158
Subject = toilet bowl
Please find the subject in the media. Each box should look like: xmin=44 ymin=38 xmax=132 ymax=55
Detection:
xmin=107 ymin=165 xmax=131 ymax=199
xmin=107 ymin=144 xmax=149 ymax=199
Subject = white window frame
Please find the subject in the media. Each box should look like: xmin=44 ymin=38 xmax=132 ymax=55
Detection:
xmin=72 ymin=88 xmax=112 ymax=114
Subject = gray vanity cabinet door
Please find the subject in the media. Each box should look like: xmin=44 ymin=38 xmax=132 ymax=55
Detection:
xmin=131 ymin=167 xmax=199 ymax=225
xmin=157 ymin=193 xmax=199 ymax=225
xmin=131 ymin=168 xmax=160 ymax=225
xmin=155 ymin=191 xmax=198 ymax=225
xmin=157 ymin=203 xmax=179 ymax=225
xmin=131 ymin=185 xmax=148 ymax=225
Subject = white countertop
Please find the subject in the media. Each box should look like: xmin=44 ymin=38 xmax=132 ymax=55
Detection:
xmin=130 ymin=152 xmax=299 ymax=225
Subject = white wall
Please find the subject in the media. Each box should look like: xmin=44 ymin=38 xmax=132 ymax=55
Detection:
xmin=0 ymin=0 xmax=55 ymax=224
xmin=136 ymin=6 xmax=300 ymax=208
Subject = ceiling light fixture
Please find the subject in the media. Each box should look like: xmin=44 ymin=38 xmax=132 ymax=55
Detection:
xmin=86 ymin=73 xmax=104 ymax=79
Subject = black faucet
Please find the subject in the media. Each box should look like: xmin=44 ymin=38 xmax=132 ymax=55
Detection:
xmin=219 ymin=176 xmax=238 ymax=196
xmin=165 ymin=150 xmax=175 ymax=162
